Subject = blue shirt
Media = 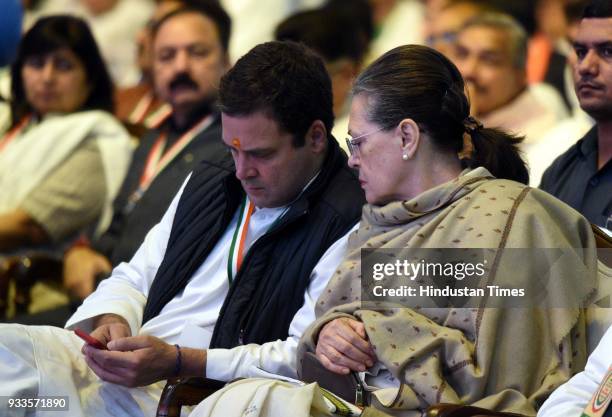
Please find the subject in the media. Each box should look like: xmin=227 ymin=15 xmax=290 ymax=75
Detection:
xmin=540 ymin=127 xmax=612 ymax=228
xmin=0 ymin=0 xmax=22 ymax=66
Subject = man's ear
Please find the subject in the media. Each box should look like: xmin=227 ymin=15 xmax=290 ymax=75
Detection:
xmin=305 ymin=120 xmax=328 ymax=154
xmin=397 ymin=118 xmax=420 ymax=159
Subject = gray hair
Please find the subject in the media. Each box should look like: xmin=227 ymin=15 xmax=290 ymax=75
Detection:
xmin=459 ymin=12 xmax=528 ymax=69
xmin=350 ymin=45 xmax=529 ymax=184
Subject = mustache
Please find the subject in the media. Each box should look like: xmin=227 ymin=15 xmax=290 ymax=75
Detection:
xmin=576 ymin=79 xmax=604 ymax=90
xmin=168 ymin=73 xmax=198 ymax=91
xmin=241 ymin=180 xmax=263 ymax=188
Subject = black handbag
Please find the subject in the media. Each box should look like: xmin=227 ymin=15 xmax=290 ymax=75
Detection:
xmin=300 ymin=351 xmax=369 ymax=406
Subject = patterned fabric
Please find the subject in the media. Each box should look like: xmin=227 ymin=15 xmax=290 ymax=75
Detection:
xmin=299 ymin=167 xmax=599 ymax=416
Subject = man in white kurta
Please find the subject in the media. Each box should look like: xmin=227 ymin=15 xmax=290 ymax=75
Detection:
xmin=0 ymin=39 xmax=363 ymax=416
xmin=0 ymin=179 xmax=350 ymax=416
xmin=538 ymin=325 xmax=612 ymax=416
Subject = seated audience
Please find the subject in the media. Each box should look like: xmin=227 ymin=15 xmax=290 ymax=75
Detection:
xmin=113 ymin=0 xmax=181 ymax=133
xmin=293 ymin=44 xmax=597 ymax=416
xmin=540 ymin=0 xmax=612 ymax=230
xmin=362 ymin=0 xmax=425 ymax=65
xmin=526 ymin=0 xmax=595 ymax=186
xmin=218 ymin=0 xmax=328 ymax=64
xmin=0 ymin=40 xmax=364 ymax=417
xmin=450 ymin=12 xmax=569 ymax=184
xmin=425 ymin=0 xmax=495 ymax=58
xmin=113 ymin=0 xmax=232 ymax=133
xmin=274 ymin=2 xmax=372 ymax=150
xmin=23 ymin=0 xmax=154 ymax=87
xmin=74 ymin=0 xmax=155 ymax=86
xmin=538 ymin=325 xmax=612 ymax=416
xmin=0 ymin=15 xmax=131 ymax=254
xmin=0 ymin=0 xmax=22 ymax=68
xmin=10 ymin=2 xmax=232 ymax=326
xmin=531 ymin=0 xmax=591 ymax=111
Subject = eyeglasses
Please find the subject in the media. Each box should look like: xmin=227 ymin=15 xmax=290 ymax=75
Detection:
xmin=426 ymin=31 xmax=458 ymax=47
xmin=345 ymin=126 xmax=385 ymax=157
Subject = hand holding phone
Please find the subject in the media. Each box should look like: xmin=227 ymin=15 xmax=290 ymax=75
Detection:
xmin=74 ymin=328 xmax=108 ymax=350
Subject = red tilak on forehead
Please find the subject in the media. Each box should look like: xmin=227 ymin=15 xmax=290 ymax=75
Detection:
xmin=232 ymin=138 xmax=241 ymax=148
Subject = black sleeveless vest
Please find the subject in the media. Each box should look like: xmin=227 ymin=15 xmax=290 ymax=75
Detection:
xmin=142 ymin=139 xmax=364 ymax=348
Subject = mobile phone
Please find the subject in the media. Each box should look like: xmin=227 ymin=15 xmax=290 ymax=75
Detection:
xmin=74 ymin=328 xmax=107 ymax=350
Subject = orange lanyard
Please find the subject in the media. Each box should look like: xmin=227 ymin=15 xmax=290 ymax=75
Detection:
xmin=0 ymin=115 xmax=32 ymax=153
xmin=145 ymin=103 xmax=172 ymax=128
xmin=128 ymin=91 xmax=172 ymax=127
xmin=128 ymin=91 xmax=156 ymax=124
xmin=227 ymin=196 xmax=255 ymax=283
xmin=138 ymin=114 xmax=214 ymax=191
xmin=123 ymin=114 xmax=215 ymax=214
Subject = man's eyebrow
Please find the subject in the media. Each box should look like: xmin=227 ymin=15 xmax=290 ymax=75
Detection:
xmin=479 ymin=50 xmax=504 ymax=58
xmin=571 ymin=40 xmax=612 ymax=48
xmin=222 ymin=142 xmax=273 ymax=154
xmin=245 ymin=147 xmax=275 ymax=155
xmin=348 ymin=129 xmax=363 ymax=138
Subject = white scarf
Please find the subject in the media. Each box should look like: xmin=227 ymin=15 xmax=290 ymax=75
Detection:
xmin=0 ymin=109 xmax=133 ymax=236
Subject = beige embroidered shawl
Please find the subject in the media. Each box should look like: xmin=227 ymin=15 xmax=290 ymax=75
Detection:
xmin=299 ymin=167 xmax=598 ymax=416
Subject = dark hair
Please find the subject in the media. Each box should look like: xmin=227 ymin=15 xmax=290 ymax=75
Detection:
xmin=583 ymin=0 xmax=612 ymax=18
xmin=152 ymin=2 xmax=232 ymax=53
xmin=487 ymin=0 xmax=536 ymax=35
xmin=275 ymin=7 xmax=369 ymax=63
xmin=10 ymin=15 xmax=113 ymax=126
xmin=353 ymin=44 xmax=529 ymax=184
xmin=325 ymin=0 xmax=374 ymax=46
xmin=565 ymin=0 xmax=590 ymax=23
xmin=446 ymin=0 xmax=497 ymax=8
xmin=219 ymin=41 xmax=334 ymax=147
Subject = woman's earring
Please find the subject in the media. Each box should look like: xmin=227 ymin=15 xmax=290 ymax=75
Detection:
xmin=402 ymin=153 xmax=409 ymax=161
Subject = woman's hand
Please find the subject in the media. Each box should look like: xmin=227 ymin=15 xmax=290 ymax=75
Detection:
xmin=315 ymin=317 xmax=377 ymax=374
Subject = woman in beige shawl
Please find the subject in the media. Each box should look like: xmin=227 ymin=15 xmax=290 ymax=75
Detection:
xmin=187 ymin=45 xmax=598 ymax=417
xmin=297 ymin=45 xmax=598 ymax=417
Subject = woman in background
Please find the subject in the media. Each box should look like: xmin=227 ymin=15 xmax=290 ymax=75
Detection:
xmin=0 ymin=15 xmax=132 ymax=254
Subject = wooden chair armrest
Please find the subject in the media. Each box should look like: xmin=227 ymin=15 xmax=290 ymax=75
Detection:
xmin=426 ymin=404 xmax=528 ymax=417
xmin=12 ymin=253 xmax=64 ymax=285
xmin=156 ymin=377 xmax=226 ymax=417
xmin=0 ymin=253 xmax=63 ymax=318
xmin=593 ymin=224 xmax=612 ymax=267
xmin=593 ymin=224 xmax=612 ymax=249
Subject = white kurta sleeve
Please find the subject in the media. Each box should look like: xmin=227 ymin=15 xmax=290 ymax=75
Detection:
xmin=65 ymin=177 xmax=190 ymax=336
xmin=205 ymin=223 xmax=358 ymax=381
xmin=538 ymin=325 xmax=612 ymax=417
